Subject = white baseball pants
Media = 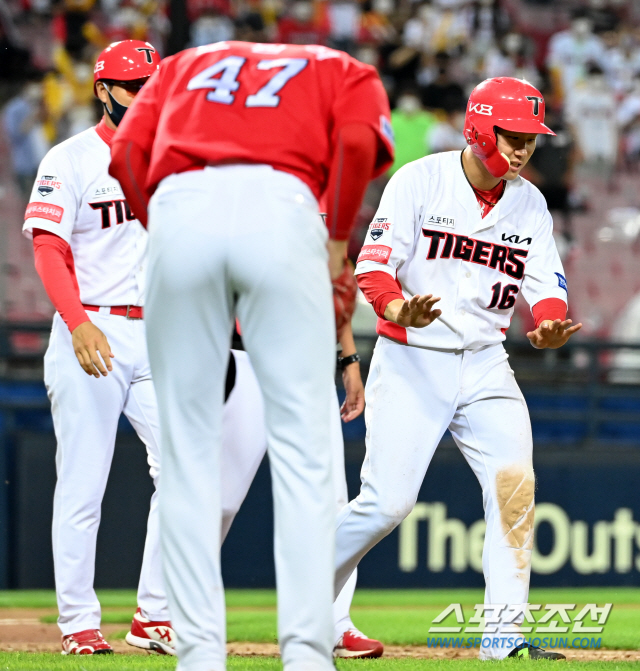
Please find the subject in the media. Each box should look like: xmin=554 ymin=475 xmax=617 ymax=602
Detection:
xmin=221 ymin=349 xmax=359 ymax=645
xmin=334 ymin=337 xmax=535 ymax=660
xmin=45 ymin=310 xmax=168 ymax=635
xmin=146 ymin=165 xmax=337 ymax=671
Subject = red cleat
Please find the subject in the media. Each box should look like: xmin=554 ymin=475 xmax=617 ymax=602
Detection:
xmin=333 ymin=628 xmax=384 ymax=659
xmin=61 ymin=629 xmax=113 ymax=655
xmin=125 ymin=607 xmax=176 ymax=655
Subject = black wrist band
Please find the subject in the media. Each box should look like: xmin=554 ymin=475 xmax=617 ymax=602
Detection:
xmin=338 ymin=353 xmax=360 ymax=370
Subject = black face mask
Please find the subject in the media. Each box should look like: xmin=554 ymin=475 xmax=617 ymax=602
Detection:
xmin=103 ymin=85 xmax=129 ymax=127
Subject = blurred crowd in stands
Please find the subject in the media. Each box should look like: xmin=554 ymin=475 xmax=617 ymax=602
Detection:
xmin=3 ymin=0 xmax=640 ymax=237
xmin=2 ymin=0 xmax=640 ymax=348
xmin=3 ymin=0 xmax=640 ymax=217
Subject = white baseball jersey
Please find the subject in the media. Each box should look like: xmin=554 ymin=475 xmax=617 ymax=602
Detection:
xmin=545 ymin=30 xmax=606 ymax=95
xmin=23 ymin=125 xmax=147 ymax=306
xmin=355 ymin=151 xmax=568 ymax=350
xmin=565 ymin=84 xmax=618 ymax=162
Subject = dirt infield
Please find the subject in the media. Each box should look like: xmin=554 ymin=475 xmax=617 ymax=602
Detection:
xmin=1 ymin=611 xmax=638 ymax=661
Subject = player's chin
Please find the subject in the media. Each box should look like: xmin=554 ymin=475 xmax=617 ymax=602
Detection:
xmin=502 ymin=163 xmax=523 ymax=181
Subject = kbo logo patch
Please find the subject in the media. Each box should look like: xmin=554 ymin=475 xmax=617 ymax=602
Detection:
xmin=468 ymin=102 xmax=493 ymax=116
xmin=37 ymin=175 xmax=62 ymax=197
xmin=555 ymin=272 xmax=568 ymax=292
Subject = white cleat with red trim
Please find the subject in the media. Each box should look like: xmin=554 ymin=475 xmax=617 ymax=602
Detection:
xmin=333 ymin=628 xmax=384 ymax=658
xmin=125 ymin=607 xmax=176 ymax=655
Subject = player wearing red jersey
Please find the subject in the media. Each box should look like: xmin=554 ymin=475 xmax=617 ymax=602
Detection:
xmin=109 ymin=41 xmax=393 ymax=671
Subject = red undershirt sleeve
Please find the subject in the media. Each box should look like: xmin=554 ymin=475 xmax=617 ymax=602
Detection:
xmin=33 ymin=229 xmax=89 ymax=333
xmin=532 ymin=297 xmax=567 ymax=328
xmin=325 ymin=123 xmax=379 ymax=241
xmin=357 ymin=270 xmax=404 ymax=319
xmin=109 ymin=139 xmax=151 ymax=227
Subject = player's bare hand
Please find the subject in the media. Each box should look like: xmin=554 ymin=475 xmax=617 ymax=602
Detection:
xmin=526 ymin=319 xmax=582 ymax=350
xmin=327 ymin=239 xmax=349 ymax=280
xmin=72 ymin=321 xmax=115 ymax=377
xmin=385 ymin=294 xmax=442 ymax=328
xmin=340 ymin=361 xmax=365 ymax=422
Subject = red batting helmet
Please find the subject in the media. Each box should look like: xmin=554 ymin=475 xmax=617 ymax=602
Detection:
xmin=464 ymin=77 xmax=555 ymax=178
xmin=93 ymin=40 xmax=160 ymax=95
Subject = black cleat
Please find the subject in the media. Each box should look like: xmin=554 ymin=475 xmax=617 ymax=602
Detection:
xmin=508 ymin=643 xmax=566 ymax=660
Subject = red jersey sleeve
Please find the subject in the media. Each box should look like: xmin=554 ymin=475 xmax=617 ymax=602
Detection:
xmin=331 ymin=62 xmax=394 ymax=178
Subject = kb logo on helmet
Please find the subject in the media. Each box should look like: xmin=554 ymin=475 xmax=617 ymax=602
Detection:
xmin=468 ymin=103 xmax=493 ymax=116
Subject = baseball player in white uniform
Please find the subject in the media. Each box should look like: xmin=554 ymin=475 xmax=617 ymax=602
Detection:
xmin=23 ymin=41 xmax=178 ymax=655
xmin=334 ymin=78 xmax=582 ymax=661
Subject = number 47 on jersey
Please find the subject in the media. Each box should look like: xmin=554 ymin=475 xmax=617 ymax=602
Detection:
xmin=187 ymin=56 xmax=308 ymax=107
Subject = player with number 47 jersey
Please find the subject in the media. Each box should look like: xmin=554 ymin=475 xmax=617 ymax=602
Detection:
xmin=109 ymin=41 xmax=393 ymax=671
xmin=110 ymin=41 xmax=394 ymax=229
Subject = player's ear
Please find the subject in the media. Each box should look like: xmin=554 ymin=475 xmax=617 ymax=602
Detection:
xmin=95 ymin=82 xmax=109 ymax=104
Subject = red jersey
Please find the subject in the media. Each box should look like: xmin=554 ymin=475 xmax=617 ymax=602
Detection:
xmin=115 ymin=41 xmax=394 ymax=202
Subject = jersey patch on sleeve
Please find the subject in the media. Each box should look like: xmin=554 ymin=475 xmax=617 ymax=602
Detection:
xmin=25 ymin=202 xmax=64 ymax=223
xmin=555 ymin=272 xmax=568 ymax=292
xmin=380 ymin=115 xmax=395 ymax=148
xmin=36 ymin=175 xmax=62 ymax=197
xmin=368 ymin=217 xmax=392 ymax=241
xmin=358 ymin=244 xmax=392 ymax=264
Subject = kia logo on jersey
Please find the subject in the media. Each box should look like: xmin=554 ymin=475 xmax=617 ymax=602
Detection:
xmin=37 ymin=175 xmax=62 ymax=197
xmin=502 ymin=233 xmax=532 ymax=246
xmin=370 ymin=229 xmax=384 ymax=240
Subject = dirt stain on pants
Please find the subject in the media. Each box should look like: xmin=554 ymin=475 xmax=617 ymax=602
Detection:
xmin=496 ymin=465 xmax=535 ymax=550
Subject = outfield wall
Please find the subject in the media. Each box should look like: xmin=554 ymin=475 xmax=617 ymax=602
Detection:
xmin=3 ymin=431 xmax=640 ymax=589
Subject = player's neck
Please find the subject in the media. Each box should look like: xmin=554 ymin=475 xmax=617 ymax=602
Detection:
xmin=103 ymin=113 xmax=117 ymax=132
xmin=461 ymin=148 xmax=502 ymax=191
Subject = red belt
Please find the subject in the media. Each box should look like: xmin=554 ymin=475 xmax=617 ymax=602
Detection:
xmin=83 ymin=304 xmax=144 ymax=319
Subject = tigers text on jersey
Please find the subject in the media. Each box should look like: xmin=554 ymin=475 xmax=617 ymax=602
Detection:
xmin=355 ymin=151 xmax=568 ymax=350
xmin=23 ymin=123 xmax=147 ymax=307
xmin=114 ymin=41 xmax=394 ymax=200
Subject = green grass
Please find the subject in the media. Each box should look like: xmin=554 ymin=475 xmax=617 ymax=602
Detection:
xmin=21 ymin=589 xmax=640 ymax=650
xmin=0 ymin=590 xmax=138 ymax=610
xmin=5 ymin=588 xmax=640 ymax=610
xmin=11 ymin=587 xmax=640 ymax=610
xmin=1 ymin=589 xmax=640 ymax=669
